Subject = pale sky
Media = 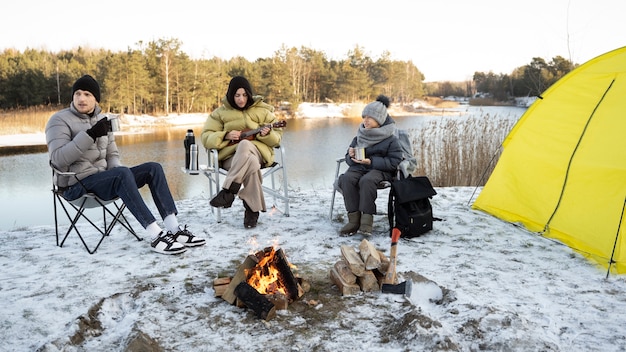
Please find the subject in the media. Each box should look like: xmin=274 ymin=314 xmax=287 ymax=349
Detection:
xmin=2 ymin=0 xmax=624 ymax=82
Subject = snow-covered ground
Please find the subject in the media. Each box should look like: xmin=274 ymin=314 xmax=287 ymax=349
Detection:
xmin=2 ymin=186 xmax=625 ymax=351
xmin=1 ymin=102 xmax=625 ymax=351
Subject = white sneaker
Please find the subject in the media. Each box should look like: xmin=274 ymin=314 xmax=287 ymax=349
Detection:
xmin=151 ymin=232 xmax=187 ymax=255
xmin=171 ymin=225 xmax=206 ymax=247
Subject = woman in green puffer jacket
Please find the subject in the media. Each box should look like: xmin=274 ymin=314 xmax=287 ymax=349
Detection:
xmin=201 ymin=76 xmax=283 ymax=228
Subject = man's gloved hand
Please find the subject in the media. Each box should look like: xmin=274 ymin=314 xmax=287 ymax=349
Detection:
xmin=86 ymin=118 xmax=110 ymax=141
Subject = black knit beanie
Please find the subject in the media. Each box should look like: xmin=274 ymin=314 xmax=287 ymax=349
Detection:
xmin=226 ymin=76 xmax=254 ymax=110
xmin=72 ymin=75 xmax=101 ymax=102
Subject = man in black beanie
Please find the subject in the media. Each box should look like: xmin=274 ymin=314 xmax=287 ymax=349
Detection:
xmin=45 ymin=75 xmax=206 ymax=255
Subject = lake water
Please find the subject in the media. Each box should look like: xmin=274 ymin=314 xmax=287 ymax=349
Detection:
xmin=0 ymin=106 xmax=526 ymax=230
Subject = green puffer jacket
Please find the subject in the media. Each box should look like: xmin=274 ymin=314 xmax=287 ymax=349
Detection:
xmin=201 ymin=95 xmax=283 ymax=167
xmin=45 ymin=104 xmax=121 ymax=188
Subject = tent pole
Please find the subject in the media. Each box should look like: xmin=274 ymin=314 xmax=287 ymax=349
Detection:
xmin=467 ymin=146 xmax=502 ymax=206
xmin=606 ymin=196 xmax=626 ymax=279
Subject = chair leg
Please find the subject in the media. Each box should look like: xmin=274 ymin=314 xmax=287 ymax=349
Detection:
xmin=57 ymin=197 xmax=104 ymax=254
xmin=54 ymin=194 xmax=140 ymax=254
xmin=53 ymin=193 xmax=60 ymax=247
xmin=329 ymin=159 xmax=344 ymax=220
xmin=114 ymin=203 xmax=142 ymax=241
xmin=280 ymin=145 xmax=290 ymax=217
xmin=204 ymin=149 xmax=222 ymax=222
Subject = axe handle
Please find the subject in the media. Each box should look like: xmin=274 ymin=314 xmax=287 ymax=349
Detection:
xmin=383 ymin=228 xmax=401 ymax=285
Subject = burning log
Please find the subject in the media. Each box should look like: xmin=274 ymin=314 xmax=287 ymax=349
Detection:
xmin=219 ymin=246 xmax=305 ymax=319
xmin=234 ymin=282 xmax=276 ymax=321
xmin=222 ymin=255 xmax=259 ymax=304
xmin=247 ymin=247 xmax=301 ymax=302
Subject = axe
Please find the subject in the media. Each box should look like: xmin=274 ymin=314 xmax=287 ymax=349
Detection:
xmin=381 ymin=228 xmax=412 ymax=297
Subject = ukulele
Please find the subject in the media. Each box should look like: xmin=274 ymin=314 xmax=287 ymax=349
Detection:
xmin=228 ymin=120 xmax=287 ymax=145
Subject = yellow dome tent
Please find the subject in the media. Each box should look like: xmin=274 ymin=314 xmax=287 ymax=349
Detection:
xmin=473 ymin=46 xmax=626 ymax=275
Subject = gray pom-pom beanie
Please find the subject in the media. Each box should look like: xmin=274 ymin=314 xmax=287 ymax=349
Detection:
xmin=362 ymin=95 xmax=390 ymax=125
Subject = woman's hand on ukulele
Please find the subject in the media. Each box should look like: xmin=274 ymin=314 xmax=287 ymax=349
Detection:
xmin=226 ymin=130 xmax=241 ymax=142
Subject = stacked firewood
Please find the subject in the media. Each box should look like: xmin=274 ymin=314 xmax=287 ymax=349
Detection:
xmin=329 ymin=239 xmax=390 ymax=295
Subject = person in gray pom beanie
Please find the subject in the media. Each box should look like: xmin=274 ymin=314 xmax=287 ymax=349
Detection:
xmin=336 ymin=95 xmax=403 ymax=236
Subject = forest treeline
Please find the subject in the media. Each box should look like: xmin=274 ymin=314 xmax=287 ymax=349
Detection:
xmin=0 ymin=38 xmax=575 ymax=114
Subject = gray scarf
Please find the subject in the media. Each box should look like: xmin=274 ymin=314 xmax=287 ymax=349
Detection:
xmin=356 ymin=122 xmax=396 ymax=148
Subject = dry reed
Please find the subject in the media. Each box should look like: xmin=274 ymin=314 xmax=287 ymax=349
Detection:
xmin=409 ymin=112 xmax=516 ymax=187
xmin=0 ymin=107 xmax=59 ymax=135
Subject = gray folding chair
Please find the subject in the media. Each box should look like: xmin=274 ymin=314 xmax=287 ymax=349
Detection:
xmin=51 ymin=162 xmax=142 ymax=254
xmin=204 ymin=145 xmax=290 ymax=222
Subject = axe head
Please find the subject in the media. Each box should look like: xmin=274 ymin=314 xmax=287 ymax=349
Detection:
xmin=381 ymin=279 xmax=412 ymax=297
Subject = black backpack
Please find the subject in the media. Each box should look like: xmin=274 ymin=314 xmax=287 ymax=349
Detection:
xmin=388 ymin=176 xmax=437 ymax=238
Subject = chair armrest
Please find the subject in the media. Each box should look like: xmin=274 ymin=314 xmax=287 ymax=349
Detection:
xmin=50 ymin=161 xmax=87 ymax=192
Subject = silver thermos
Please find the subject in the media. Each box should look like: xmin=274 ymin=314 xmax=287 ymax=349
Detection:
xmin=189 ymin=144 xmax=199 ymax=175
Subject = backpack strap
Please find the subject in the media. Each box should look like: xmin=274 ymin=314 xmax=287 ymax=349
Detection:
xmin=388 ymin=181 xmax=397 ymax=237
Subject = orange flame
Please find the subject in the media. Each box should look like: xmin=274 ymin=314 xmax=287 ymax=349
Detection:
xmin=246 ymin=247 xmax=288 ymax=295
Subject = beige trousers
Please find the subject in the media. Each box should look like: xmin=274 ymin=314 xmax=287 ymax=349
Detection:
xmin=221 ymin=140 xmax=266 ymax=212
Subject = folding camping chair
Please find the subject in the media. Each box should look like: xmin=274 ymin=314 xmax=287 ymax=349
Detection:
xmin=329 ymin=129 xmax=417 ymax=220
xmin=50 ymin=162 xmax=142 ymax=254
xmin=204 ymin=145 xmax=290 ymax=222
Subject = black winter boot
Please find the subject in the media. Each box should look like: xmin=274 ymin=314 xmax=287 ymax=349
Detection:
xmin=243 ymin=201 xmax=259 ymax=228
xmin=210 ymin=182 xmax=241 ymax=208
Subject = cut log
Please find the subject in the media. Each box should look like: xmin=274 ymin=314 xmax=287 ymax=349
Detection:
xmin=329 ymin=267 xmax=361 ymax=296
xmin=377 ymin=249 xmax=390 ymax=274
xmin=213 ymin=277 xmax=231 ymax=286
xmin=340 ymin=245 xmax=365 ymax=277
xmin=234 ymin=282 xmax=276 ymax=321
xmin=266 ymin=293 xmax=289 ymax=310
xmin=213 ymin=277 xmax=232 ymax=297
xmin=334 ymin=260 xmax=357 ymax=285
xmin=222 ymin=255 xmax=259 ymax=304
xmin=357 ymin=270 xmax=380 ymax=292
xmin=297 ymin=277 xmax=311 ymax=293
xmin=358 ymin=239 xmax=381 ymax=270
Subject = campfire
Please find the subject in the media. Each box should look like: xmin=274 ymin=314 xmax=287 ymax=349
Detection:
xmin=213 ymin=246 xmax=308 ymax=321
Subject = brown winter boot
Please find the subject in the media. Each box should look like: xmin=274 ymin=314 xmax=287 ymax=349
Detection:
xmin=359 ymin=213 xmax=374 ymax=235
xmin=340 ymin=212 xmax=361 ymax=235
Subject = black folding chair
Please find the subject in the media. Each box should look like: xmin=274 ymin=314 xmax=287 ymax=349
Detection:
xmin=50 ymin=162 xmax=142 ymax=254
